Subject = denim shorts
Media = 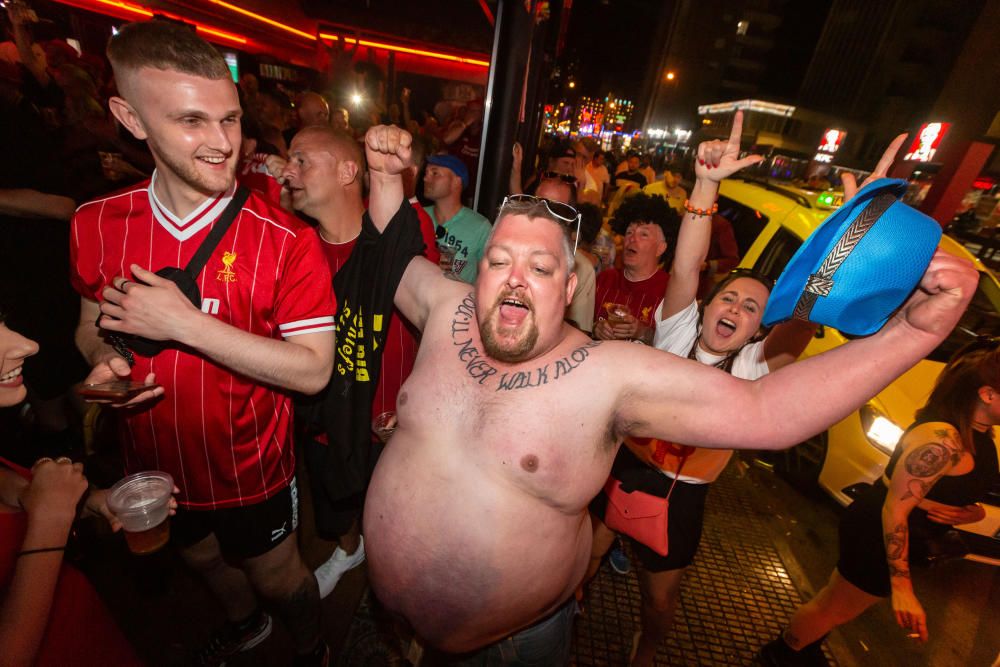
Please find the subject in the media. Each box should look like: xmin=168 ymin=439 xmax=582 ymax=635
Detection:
xmin=428 ymin=596 xmax=578 ymax=666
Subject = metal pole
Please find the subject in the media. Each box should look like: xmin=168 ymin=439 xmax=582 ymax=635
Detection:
xmin=474 ymin=0 xmax=535 ymax=218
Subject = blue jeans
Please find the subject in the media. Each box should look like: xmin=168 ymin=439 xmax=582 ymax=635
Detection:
xmin=430 ymin=597 xmax=578 ymax=666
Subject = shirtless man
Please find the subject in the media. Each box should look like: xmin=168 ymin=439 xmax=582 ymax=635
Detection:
xmin=359 ymin=125 xmax=977 ymax=661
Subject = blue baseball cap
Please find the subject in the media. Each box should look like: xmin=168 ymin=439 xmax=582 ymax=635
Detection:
xmin=426 ymin=154 xmax=469 ymax=189
xmin=761 ymin=178 xmax=942 ymax=336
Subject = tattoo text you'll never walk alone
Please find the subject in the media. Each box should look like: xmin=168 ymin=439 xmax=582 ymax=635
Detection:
xmin=450 ymin=293 xmax=601 ymax=392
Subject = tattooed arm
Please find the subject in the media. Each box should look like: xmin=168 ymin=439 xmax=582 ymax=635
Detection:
xmin=881 ymin=422 xmax=962 ymax=641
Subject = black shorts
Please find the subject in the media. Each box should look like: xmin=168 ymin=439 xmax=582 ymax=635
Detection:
xmin=171 ymin=479 xmax=299 ymax=560
xmin=836 ymin=485 xmax=891 ymax=597
xmin=591 ymin=446 xmax=710 ymax=572
xmin=836 ymin=483 xmax=947 ymax=598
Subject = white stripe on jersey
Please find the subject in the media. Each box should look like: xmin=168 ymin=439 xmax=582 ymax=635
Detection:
xmin=279 ymin=316 xmax=337 ymax=331
xmin=149 ymin=172 xmax=236 ymax=241
xmin=284 ymin=325 xmax=336 ymax=337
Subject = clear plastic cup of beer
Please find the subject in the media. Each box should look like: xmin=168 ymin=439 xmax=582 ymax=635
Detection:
xmin=106 ymin=471 xmax=174 ymax=555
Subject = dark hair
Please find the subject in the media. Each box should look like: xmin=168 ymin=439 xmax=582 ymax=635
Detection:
xmin=107 ymin=19 xmax=229 ymax=81
xmin=699 ymin=268 xmax=775 ymax=342
xmin=577 ymin=203 xmax=603 ymax=247
xmin=915 ymin=338 xmax=1000 ymax=453
xmin=609 ymin=192 xmax=680 ymax=266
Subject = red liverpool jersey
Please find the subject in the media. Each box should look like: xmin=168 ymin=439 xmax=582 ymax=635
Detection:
xmin=71 ymin=174 xmax=335 ymax=509
xmin=594 ymin=268 xmax=669 ymax=328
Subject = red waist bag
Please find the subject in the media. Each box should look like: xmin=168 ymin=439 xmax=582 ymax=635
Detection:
xmin=603 ymin=443 xmax=689 ymax=556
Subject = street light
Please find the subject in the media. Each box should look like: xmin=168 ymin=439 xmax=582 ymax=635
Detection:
xmin=568 ymin=81 xmax=576 ymax=89
xmin=351 ymin=92 xmax=364 ymax=107
xmin=665 ymin=71 xmax=675 ymax=81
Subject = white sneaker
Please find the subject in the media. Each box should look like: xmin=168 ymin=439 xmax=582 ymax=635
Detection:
xmin=314 ymin=536 xmax=366 ymax=599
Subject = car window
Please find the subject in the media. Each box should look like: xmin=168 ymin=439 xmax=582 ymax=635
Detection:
xmin=750 ymin=227 xmax=801 ymax=282
xmin=718 ymin=195 xmax=770 ymax=258
xmin=927 ymin=272 xmax=1000 ymax=362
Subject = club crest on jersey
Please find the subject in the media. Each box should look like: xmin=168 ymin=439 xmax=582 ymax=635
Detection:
xmin=217 ymin=250 xmax=237 ymax=283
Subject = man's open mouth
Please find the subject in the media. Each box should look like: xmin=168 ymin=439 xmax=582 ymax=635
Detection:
xmin=498 ymin=295 xmax=530 ymax=325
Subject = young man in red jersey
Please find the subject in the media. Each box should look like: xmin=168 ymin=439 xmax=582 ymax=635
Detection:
xmin=71 ymin=21 xmax=334 ymax=667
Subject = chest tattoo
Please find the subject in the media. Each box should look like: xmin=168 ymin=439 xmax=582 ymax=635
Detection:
xmin=451 ymin=294 xmax=499 ymax=385
xmin=450 ymin=295 xmax=603 ymax=391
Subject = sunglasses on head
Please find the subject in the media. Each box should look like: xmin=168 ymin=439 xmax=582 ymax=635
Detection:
xmin=541 ymin=171 xmax=577 ymax=184
xmin=499 ymin=194 xmax=582 ymax=254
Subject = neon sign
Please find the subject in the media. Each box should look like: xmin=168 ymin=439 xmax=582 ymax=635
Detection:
xmin=904 ymin=122 xmax=951 ymax=162
xmin=817 ymin=129 xmax=845 ymax=154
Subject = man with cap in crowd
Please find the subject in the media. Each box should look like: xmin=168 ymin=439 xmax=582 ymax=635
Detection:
xmin=424 ymin=153 xmax=491 ymax=284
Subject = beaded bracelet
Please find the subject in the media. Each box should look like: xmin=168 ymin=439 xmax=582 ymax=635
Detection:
xmin=18 ymin=546 xmax=67 ymax=557
xmin=683 ymin=200 xmax=718 ymax=217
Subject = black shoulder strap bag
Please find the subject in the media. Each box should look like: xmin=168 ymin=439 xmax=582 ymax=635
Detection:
xmin=102 ymin=186 xmax=251 ymax=361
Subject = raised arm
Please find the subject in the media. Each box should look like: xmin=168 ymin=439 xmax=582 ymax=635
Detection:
xmin=366 ymin=124 xmax=411 ymax=232
xmin=365 ymin=124 xmax=463 ymax=332
xmin=661 ymin=111 xmax=762 ymax=319
xmin=508 ymin=142 xmax=524 ymax=195
xmin=882 ymin=423 xmax=962 ymax=642
xmin=619 ymin=251 xmax=977 ymax=450
xmin=756 ymin=134 xmax=911 ymax=371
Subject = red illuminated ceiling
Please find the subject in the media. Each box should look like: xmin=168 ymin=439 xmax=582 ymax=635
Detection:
xmin=52 ymin=0 xmax=490 ymax=77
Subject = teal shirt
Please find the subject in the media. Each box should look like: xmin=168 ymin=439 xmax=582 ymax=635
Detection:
xmin=427 ymin=205 xmax=492 ymax=283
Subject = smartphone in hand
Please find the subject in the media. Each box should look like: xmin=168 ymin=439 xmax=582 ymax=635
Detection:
xmin=77 ymin=381 xmax=160 ymax=401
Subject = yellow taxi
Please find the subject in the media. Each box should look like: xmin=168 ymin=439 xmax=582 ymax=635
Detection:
xmin=717 ymin=177 xmax=1000 ymax=564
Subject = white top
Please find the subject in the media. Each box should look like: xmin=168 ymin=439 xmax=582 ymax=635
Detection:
xmin=651 ymin=300 xmax=770 ymax=483
xmin=567 ymin=249 xmax=596 ymax=333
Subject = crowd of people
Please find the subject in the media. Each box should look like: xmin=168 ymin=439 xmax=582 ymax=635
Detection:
xmin=1 ymin=9 xmax=997 ymax=667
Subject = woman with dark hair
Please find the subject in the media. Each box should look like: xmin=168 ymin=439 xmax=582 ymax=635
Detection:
xmin=586 ymin=117 xmax=905 ymax=665
xmin=586 ymin=111 xmax=817 ymax=665
xmin=759 ymin=338 xmax=1000 ymax=665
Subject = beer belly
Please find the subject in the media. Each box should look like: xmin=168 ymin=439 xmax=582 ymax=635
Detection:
xmin=363 ymin=435 xmax=590 ymax=653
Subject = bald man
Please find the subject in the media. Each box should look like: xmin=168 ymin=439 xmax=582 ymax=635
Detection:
xmin=273 ymin=126 xmax=437 ymax=598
